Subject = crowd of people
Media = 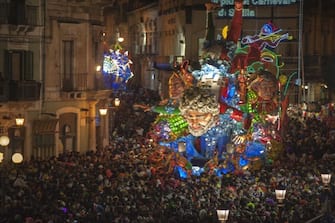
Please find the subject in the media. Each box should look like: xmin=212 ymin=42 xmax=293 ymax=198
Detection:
xmin=1 ymin=97 xmax=335 ymax=223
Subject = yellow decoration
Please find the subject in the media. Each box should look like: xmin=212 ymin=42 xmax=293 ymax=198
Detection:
xmin=279 ymin=74 xmax=287 ymax=85
xmin=222 ymin=25 xmax=229 ymax=39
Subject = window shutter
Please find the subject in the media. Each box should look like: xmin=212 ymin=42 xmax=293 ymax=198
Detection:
xmin=24 ymin=51 xmax=33 ymax=80
xmin=4 ymin=50 xmax=12 ymax=79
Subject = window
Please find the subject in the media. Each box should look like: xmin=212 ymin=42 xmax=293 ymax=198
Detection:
xmin=4 ymin=50 xmax=33 ymax=80
xmin=0 ymin=1 xmax=39 ymax=26
xmin=0 ymin=2 xmax=9 ymax=24
xmin=8 ymin=0 xmax=25 ymax=25
xmin=26 ymin=5 xmax=38 ymax=26
xmin=62 ymin=40 xmax=74 ymax=91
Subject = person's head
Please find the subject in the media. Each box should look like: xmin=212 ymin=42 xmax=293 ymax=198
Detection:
xmin=249 ymin=69 xmax=278 ymax=101
xmin=179 ymin=86 xmax=220 ymax=136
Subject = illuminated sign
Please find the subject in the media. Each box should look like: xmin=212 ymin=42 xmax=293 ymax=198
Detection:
xmin=212 ymin=0 xmax=299 ymax=17
xmin=218 ymin=8 xmax=255 ymax=17
xmin=212 ymin=0 xmax=298 ymax=6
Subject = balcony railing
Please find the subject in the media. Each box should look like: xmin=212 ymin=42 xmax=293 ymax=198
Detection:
xmin=0 ymin=4 xmax=39 ymax=26
xmin=62 ymin=73 xmax=88 ymax=92
xmin=61 ymin=72 xmax=118 ymax=92
xmin=0 ymin=80 xmax=41 ymax=102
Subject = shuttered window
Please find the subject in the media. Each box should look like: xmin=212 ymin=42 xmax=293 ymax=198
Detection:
xmin=4 ymin=50 xmax=34 ymax=80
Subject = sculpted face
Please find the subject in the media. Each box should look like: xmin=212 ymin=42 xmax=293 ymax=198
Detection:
xmin=183 ymin=110 xmax=215 ymax=136
xmin=252 ymin=77 xmax=277 ymax=101
xmin=179 ymin=86 xmax=220 ymax=136
xmin=249 ymin=71 xmax=278 ymax=101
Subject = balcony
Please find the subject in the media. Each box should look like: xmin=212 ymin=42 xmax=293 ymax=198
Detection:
xmin=0 ymin=4 xmax=39 ymax=26
xmin=62 ymin=73 xmax=88 ymax=92
xmin=60 ymin=73 xmax=113 ymax=100
xmin=0 ymin=80 xmax=41 ymax=102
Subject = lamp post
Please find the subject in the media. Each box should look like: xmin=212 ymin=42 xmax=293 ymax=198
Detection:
xmin=321 ymin=173 xmax=331 ymax=189
xmin=99 ymin=106 xmax=108 ymax=149
xmin=0 ymin=136 xmax=10 ymax=162
xmin=275 ymin=189 xmax=286 ymax=222
xmin=321 ymin=173 xmax=332 ymax=219
xmin=110 ymin=98 xmax=120 ymax=136
xmin=0 ymin=135 xmax=10 ymax=218
xmin=99 ymin=98 xmax=121 ymax=148
xmin=217 ymin=209 xmax=229 ymax=223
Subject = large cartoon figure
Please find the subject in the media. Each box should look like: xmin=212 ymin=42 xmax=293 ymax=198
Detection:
xmin=147 ymin=0 xmax=294 ymax=178
xmin=137 ymin=60 xmax=194 ymax=142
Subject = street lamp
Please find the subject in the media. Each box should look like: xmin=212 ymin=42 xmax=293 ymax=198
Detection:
xmin=275 ymin=189 xmax=286 ymax=222
xmin=275 ymin=189 xmax=286 ymax=206
xmin=0 ymin=135 xmax=10 ymax=218
xmin=217 ymin=209 xmax=229 ymax=223
xmin=15 ymin=115 xmax=25 ymax=126
xmin=109 ymin=97 xmax=120 ymax=134
xmin=12 ymin=153 xmax=23 ymax=164
xmin=320 ymin=173 xmax=332 ymax=220
xmin=99 ymin=108 xmax=108 ymax=116
xmin=0 ymin=136 xmax=10 ymax=147
xmin=321 ymin=174 xmax=331 ymax=189
xmin=0 ymin=136 xmax=10 ymax=162
xmin=100 ymin=97 xmax=120 ymax=115
xmin=98 ymin=107 xmax=108 ymax=149
xmin=114 ymin=97 xmax=120 ymax=107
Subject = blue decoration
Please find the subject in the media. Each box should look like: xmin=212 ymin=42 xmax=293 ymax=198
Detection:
xmin=192 ymin=166 xmax=204 ymax=176
xmin=245 ymin=141 xmax=266 ymax=160
xmin=175 ymin=166 xmax=188 ymax=179
xmin=227 ymin=83 xmax=236 ymax=100
xmin=217 ymin=135 xmax=230 ymax=158
xmin=216 ymin=161 xmax=235 ymax=176
xmin=239 ymin=156 xmax=249 ymax=167
xmin=102 ymin=50 xmax=134 ymax=91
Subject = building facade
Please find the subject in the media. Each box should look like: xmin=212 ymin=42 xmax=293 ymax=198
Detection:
xmin=303 ymin=0 xmax=335 ymax=104
xmin=0 ymin=0 xmax=115 ymax=161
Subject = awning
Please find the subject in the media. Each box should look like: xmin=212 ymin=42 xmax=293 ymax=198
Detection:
xmin=33 ymin=119 xmax=59 ymax=134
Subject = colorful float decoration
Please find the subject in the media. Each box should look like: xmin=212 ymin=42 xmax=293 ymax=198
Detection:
xmin=147 ymin=0 xmax=295 ymax=179
xmin=102 ymin=49 xmax=134 ymax=91
xmin=146 ymin=61 xmax=194 ymax=142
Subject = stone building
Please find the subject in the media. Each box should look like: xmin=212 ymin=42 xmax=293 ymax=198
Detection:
xmin=0 ymin=0 xmax=115 ymax=161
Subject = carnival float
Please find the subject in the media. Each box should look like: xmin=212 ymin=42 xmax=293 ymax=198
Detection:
xmin=143 ymin=0 xmax=296 ymax=179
